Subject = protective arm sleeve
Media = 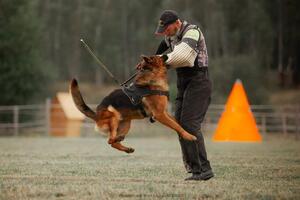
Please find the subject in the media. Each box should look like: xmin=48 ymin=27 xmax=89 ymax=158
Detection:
xmin=165 ymin=29 xmax=200 ymax=68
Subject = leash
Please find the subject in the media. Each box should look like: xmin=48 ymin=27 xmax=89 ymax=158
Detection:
xmin=80 ymin=39 xmax=137 ymax=85
xmin=120 ymin=72 xmax=138 ymax=86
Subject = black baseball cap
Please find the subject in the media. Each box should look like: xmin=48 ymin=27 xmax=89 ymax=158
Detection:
xmin=155 ymin=10 xmax=179 ymax=34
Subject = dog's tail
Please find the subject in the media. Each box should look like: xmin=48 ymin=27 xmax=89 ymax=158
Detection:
xmin=70 ymin=79 xmax=97 ymax=121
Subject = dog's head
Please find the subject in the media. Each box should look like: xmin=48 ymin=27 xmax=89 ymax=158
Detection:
xmin=136 ymin=55 xmax=166 ymax=72
xmin=134 ymin=55 xmax=168 ymax=89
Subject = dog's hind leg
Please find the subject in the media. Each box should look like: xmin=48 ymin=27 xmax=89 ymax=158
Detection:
xmin=111 ymin=142 xmax=135 ymax=153
xmin=114 ymin=120 xmax=131 ymax=143
xmin=111 ymin=120 xmax=135 ymax=153
xmin=107 ymin=106 xmax=121 ymax=145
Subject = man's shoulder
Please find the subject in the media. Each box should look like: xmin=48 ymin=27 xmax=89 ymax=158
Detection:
xmin=182 ymin=29 xmax=200 ymax=41
xmin=181 ymin=21 xmax=201 ymax=40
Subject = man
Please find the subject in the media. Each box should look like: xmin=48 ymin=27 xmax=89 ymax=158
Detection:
xmin=155 ymin=10 xmax=214 ymax=181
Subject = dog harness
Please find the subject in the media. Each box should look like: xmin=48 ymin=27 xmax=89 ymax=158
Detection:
xmin=122 ymin=83 xmax=169 ymax=117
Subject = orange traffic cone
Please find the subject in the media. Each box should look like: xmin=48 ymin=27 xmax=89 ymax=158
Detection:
xmin=212 ymin=79 xmax=262 ymax=142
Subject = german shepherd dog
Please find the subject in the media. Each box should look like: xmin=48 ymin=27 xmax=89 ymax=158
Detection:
xmin=70 ymin=55 xmax=196 ymax=153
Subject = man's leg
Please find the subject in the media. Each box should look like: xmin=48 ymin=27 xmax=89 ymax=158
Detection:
xmin=178 ymin=76 xmax=212 ymax=174
xmin=175 ymin=80 xmax=192 ymax=173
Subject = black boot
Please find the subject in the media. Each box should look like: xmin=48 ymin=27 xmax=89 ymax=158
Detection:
xmin=200 ymin=169 xmax=214 ymax=180
xmin=184 ymin=170 xmax=214 ymax=181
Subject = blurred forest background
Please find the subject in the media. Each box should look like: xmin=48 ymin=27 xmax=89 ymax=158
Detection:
xmin=0 ymin=0 xmax=299 ymax=105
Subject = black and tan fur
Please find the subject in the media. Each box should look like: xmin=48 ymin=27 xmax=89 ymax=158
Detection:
xmin=70 ymin=55 xmax=196 ymax=153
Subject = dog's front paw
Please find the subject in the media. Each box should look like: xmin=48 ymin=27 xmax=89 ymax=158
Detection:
xmin=190 ymin=135 xmax=197 ymax=141
xmin=125 ymin=148 xmax=135 ymax=154
xmin=182 ymin=133 xmax=197 ymax=141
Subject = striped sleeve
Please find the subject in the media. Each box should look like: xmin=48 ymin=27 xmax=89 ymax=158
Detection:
xmin=165 ymin=42 xmax=197 ymax=68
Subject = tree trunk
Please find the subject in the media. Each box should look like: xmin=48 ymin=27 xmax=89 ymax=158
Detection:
xmin=67 ymin=0 xmax=82 ymax=80
xmin=278 ymin=0 xmax=284 ymax=87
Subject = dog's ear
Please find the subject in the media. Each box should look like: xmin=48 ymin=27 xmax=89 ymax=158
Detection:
xmin=141 ymin=55 xmax=151 ymax=63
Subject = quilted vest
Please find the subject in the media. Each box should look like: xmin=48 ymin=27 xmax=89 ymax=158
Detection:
xmin=164 ymin=21 xmax=208 ymax=68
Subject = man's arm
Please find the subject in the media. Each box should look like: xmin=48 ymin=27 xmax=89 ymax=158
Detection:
xmin=165 ymin=29 xmax=200 ymax=68
xmin=156 ymin=40 xmax=169 ymax=55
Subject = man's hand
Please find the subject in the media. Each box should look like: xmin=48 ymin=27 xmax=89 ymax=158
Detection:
xmin=159 ymin=54 xmax=170 ymax=69
xmin=161 ymin=54 xmax=168 ymax=62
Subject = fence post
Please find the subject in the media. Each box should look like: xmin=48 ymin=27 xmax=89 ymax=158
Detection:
xmin=296 ymin=113 xmax=300 ymax=140
xmin=261 ymin=113 xmax=266 ymax=136
xmin=45 ymin=98 xmax=51 ymax=136
xmin=13 ymin=106 xmax=19 ymax=136
xmin=282 ymin=113 xmax=287 ymax=136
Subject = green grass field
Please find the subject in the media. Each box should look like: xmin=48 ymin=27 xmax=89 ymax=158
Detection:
xmin=0 ymin=135 xmax=299 ymax=200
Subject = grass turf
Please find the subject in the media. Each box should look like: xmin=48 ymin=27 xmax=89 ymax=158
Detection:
xmin=0 ymin=136 xmax=299 ymax=199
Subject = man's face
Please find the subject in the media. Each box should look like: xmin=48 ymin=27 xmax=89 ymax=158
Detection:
xmin=159 ymin=21 xmax=180 ymax=37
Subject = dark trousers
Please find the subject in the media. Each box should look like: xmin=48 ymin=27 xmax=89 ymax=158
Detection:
xmin=175 ymin=69 xmax=212 ymax=173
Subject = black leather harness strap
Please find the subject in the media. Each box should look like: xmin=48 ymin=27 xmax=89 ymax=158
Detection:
xmin=121 ymin=84 xmax=169 ymax=117
xmin=122 ymin=84 xmax=169 ymax=105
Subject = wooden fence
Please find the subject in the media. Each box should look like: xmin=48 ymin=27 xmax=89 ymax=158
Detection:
xmin=0 ymin=99 xmax=299 ymax=137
